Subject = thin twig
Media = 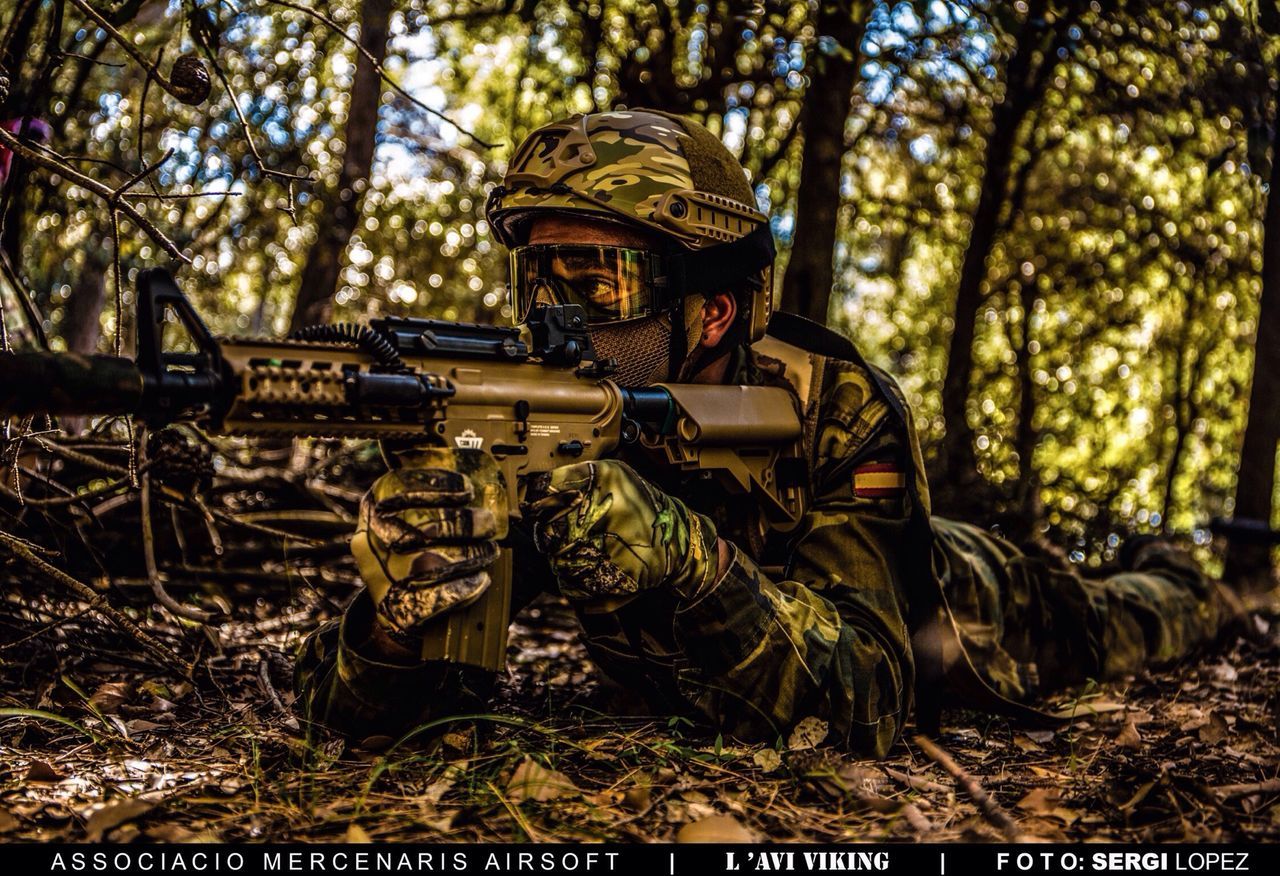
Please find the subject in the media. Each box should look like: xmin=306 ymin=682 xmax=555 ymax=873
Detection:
xmin=1214 ymin=778 xmax=1280 ymax=798
xmin=63 ymin=0 xmax=184 ymax=101
xmin=110 ymin=208 xmax=123 ymax=356
xmin=141 ymin=473 xmax=218 ymax=624
xmin=57 ymin=50 xmax=121 ymax=67
xmin=913 ymin=734 xmax=1023 ymax=841
xmin=154 ymin=485 xmax=324 ymax=546
xmin=33 ymin=435 xmax=130 ymax=475
xmin=0 ymin=603 xmax=94 ymax=651
xmin=109 ymin=147 xmax=174 ymax=200
xmin=0 ymin=529 xmax=189 ymax=672
xmin=1 ymin=249 xmax=49 ymax=349
xmin=886 ymin=766 xmax=952 ymax=795
xmin=262 ymin=0 xmax=499 ymax=149
xmin=486 ymin=779 xmax=542 ymax=841
xmin=0 ymin=462 xmax=151 ymax=507
xmin=126 ymin=191 xmax=243 ymax=200
xmin=134 ymin=427 xmax=214 ymax=623
xmin=26 ymin=143 xmax=133 ymax=176
xmin=258 ymin=653 xmax=300 ymax=730
xmin=197 ymin=41 xmax=310 ymax=186
xmin=136 ymin=46 xmax=164 ymax=179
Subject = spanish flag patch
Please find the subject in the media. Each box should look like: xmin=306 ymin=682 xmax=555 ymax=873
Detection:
xmin=853 ymin=463 xmax=907 ymax=498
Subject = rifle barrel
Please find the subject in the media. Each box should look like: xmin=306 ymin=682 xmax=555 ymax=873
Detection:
xmin=0 ymin=351 xmax=144 ymax=417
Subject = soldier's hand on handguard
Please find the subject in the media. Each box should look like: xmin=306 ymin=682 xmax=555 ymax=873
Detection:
xmin=521 ymin=459 xmax=726 ymax=602
xmin=351 ymin=447 xmax=507 ymax=644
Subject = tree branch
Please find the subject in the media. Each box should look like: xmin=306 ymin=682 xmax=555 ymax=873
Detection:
xmin=0 ymin=125 xmax=189 ymax=262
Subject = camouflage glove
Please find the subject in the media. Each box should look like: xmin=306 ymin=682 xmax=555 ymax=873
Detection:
xmin=521 ymin=459 xmax=720 ymax=601
xmin=351 ymin=447 xmax=507 ymax=641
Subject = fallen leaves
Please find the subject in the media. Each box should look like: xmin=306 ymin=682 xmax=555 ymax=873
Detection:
xmin=675 ymin=814 xmax=754 ymax=843
xmin=1012 ymin=734 xmax=1044 ymax=753
xmin=1014 ymin=787 xmax=1080 ymax=825
xmin=0 ymin=549 xmax=1275 ymax=846
xmin=1115 ymin=717 xmax=1143 ymax=750
xmin=505 ymin=758 xmax=579 ymax=803
xmin=752 ymin=748 xmax=783 ymax=773
xmin=787 ymin=716 xmax=828 ymax=751
xmin=621 ymin=785 xmax=651 ymax=813
xmin=1198 ymin=712 xmax=1230 ymax=746
xmin=88 ymin=682 xmax=131 ymax=714
xmin=84 ymin=797 xmax=156 ymax=842
xmin=23 ymin=761 xmax=65 ymax=783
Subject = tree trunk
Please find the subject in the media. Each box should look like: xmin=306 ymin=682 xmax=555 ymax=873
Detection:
xmin=1012 ymin=276 xmax=1041 ymax=529
xmin=0 ymin=0 xmax=45 ymax=268
xmin=288 ymin=0 xmax=391 ymax=333
xmin=933 ymin=0 xmax=1069 ymax=496
xmin=1225 ymin=132 xmax=1280 ymax=590
xmin=62 ymin=255 xmax=105 ymax=354
xmin=777 ymin=1 xmax=866 ymax=324
xmin=56 ymin=255 xmax=106 ymax=433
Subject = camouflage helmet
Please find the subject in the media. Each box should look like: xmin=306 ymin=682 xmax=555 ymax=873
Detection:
xmin=485 ymin=109 xmax=776 ymax=341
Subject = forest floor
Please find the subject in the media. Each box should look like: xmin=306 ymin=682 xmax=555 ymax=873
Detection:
xmin=1 ymin=436 xmax=1279 ymax=844
xmin=1 ymin=585 xmax=1279 ymax=844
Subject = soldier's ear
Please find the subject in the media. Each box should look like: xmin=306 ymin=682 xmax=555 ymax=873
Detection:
xmin=697 ymin=292 xmax=737 ymax=349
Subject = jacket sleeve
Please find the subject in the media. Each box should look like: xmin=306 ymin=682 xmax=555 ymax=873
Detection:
xmin=669 ymin=366 xmax=919 ymax=756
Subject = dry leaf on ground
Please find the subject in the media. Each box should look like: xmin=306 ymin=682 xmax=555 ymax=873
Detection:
xmin=506 ymin=758 xmax=579 ymax=803
xmin=787 ymin=716 xmax=828 ymax=751
xmin=24 ymin=761 xmax=64 ymax=783
xmin=84 ymin=798 xmax=156 ymax=842
xmin=676 ymin=814 xmax=755 ymax=843
xmin=1116 ymin=717 xmax=1143 ymax=750
xmin=753 ymin=748 xmax=783 ymax=772
xmin=89 ymin=682 xmax=131 ymax=713
xmin=1199 ymin=712 xmax=1229 ymax=745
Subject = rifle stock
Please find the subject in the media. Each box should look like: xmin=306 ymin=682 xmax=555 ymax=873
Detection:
xmin=0 ymin=268 xmax=808 ymax=674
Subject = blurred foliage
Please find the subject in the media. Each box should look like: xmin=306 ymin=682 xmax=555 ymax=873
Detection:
xmin=0 ymin=0 xmax=1275 ymax=566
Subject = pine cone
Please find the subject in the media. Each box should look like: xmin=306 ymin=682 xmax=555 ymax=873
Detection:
xmin=169 ymin=54 xmax=211 ymax=106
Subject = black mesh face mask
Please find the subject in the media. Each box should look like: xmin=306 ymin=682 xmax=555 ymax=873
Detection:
xmin=590 ymin=315 xmax=675 ymax=388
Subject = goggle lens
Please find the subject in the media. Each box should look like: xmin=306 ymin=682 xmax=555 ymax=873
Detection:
xmin=509 ymin=245 xmax=667 ymax=324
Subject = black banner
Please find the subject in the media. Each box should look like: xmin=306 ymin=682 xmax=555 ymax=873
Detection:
xmin=4 ymin=844 xmax=1273 ymax=876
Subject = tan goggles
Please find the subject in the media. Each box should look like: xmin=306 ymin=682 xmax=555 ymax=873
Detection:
xmin=509 ymin=245 xmax=671 ymax=325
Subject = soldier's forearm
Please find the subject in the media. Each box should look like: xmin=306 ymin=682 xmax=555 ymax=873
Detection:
xmin=673 ymin=541 xmax=910 ymax=756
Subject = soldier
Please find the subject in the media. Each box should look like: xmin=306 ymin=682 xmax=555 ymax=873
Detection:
xmin=295 ymin=110 xmax=1238 ymax=756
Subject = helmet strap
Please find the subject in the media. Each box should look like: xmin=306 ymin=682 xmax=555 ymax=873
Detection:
xmin=665 ymin=222 xmax=775 ymax=380
xmin=666 ymin=299 xmax=689 ymax=382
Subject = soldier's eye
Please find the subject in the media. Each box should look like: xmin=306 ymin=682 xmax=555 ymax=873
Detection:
xmin=584 ymin=277 xmax=618 ymax=297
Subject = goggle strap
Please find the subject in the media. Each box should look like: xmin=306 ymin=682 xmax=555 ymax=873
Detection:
xmin=668 ymin=222 xmax=777 ymax=295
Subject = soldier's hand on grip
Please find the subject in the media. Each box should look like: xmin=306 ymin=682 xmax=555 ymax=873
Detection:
xmin=352 ymin=447 xmax=506 ymax=640
xmin=521 ymin=459 xmax=721 ymax=601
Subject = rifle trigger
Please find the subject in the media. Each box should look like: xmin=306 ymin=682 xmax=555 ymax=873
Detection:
xmin=514 ymin=399 xmax=530 ymax=441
